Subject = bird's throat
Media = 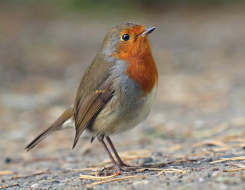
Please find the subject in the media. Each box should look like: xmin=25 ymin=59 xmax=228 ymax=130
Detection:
xmin=113 ymin=38 xmax=158 ymax=95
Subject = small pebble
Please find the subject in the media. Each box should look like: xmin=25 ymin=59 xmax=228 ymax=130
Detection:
xmin=199 ymin=177 xmax=204 ymax=182
xmin=58 ymin=183 xmax=65 ymax=186
xmin=52 ymin=181 xmax=60 ymax=184
xmin=40 ymin=176 xmax=48 ymax=180
xmin=212 ymin=171 xmax=220 ymax=178
xmin=192 ymin=168 xmax=197 ymax=172
xmin=186 ymin=169 xmax=192 ymax=173
xmin=52 ymin=175 xmax=59 ymax=179
xmin=133 ymin=180 xmax=149 ymax=187
xmin=86 ymin=185 xmax=94 ymax=190
xmin=177 ymin=174 xmax=183 ymax=178
xmin=31 ymin=183 xmax=39 ymax=188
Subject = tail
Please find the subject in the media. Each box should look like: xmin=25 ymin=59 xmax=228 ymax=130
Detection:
xmin=25 ymin=107 xmax=74 ymax=151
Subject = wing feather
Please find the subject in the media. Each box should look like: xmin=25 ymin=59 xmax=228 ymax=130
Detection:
xmin=72 ymin=79 xmax=114 ymax=149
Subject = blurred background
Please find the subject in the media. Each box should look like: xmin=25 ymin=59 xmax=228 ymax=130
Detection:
xmin=1 ymin=0 xmax=245 ymax=183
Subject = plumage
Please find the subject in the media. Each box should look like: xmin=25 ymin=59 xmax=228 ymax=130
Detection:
xmin=25 ymin=22 xmax=158 ymax=175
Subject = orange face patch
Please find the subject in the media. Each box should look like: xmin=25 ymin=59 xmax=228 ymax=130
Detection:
xmin=113 ymin=26 xmax=158 ymax=95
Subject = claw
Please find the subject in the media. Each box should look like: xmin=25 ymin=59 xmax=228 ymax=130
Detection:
xmin=97 ymin=165 xmax=146 ymax=176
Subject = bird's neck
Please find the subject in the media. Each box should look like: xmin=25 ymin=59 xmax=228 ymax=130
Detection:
xmin=113 ymin=38 xmax=158 ymax=95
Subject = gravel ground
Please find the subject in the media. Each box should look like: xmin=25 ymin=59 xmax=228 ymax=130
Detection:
xmin=1 ymin=2 xmax=245 ymax=190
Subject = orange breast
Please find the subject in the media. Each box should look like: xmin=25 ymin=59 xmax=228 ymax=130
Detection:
xmin=113 ymin=37 xmax=158 ymax=95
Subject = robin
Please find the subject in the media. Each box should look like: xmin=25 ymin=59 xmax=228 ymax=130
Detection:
xmin=25 ymin=22 xmax=158 ymax=174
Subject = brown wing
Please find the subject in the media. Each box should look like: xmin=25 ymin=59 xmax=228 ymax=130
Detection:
xmin=72 ymin=79 xmax=114 ymax=149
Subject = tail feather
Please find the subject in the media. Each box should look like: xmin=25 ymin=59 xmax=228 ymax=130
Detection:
xmin=25 ymin=108 xmax=74 ymax=151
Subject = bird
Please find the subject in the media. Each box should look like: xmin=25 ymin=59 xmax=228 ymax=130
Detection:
xmin=25 ymin=22 xmax=158 ymax=174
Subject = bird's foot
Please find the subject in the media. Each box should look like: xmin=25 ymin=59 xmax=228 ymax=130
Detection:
xmin=97 ymin=165 xmax=146 ymax=176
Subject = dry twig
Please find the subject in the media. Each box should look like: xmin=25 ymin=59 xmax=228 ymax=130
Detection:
xmin=78 ymin=166 xmax=185 ymax=184
xmin=224 ymin=137 xmax=245 ymax=143
xmin=0 ymin=171 xmax=17 ymax=176
xmin=0 ymin=184 xmax=19 ymax=189
xmin=210 ymin=157 xmax=245 ymax=164
xmin=157 ymin=168 xmax=186 ymax=176
xmin=223 ymin=163 xmax=245 ymax=172
xmin=90 ymin=175 xmax=146 ymax=186
xmin=79 ymin=173 xmax=119 ymax=180
xmin=224 ymin=168 xmax=245 ymax=172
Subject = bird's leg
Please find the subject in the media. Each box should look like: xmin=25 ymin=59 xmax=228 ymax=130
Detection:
xmin=97 ymin=135 xmax=146 ymax=175
xmin=97 ymin=134 xmax=123 ymax=174
xmin=105 ymin=136 xmax=130 ymax=167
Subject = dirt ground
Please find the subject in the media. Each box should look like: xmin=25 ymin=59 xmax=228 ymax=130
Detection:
xmin=1 ymin=2 xmax=245 ymax=190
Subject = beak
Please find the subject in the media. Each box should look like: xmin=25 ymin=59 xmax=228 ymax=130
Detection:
xmin=140 ymin=27 xmax=156 ymax=37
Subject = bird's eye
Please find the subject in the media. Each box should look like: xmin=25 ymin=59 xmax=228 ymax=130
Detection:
xmin=122 ymin=34 xmax=130 ymax=41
